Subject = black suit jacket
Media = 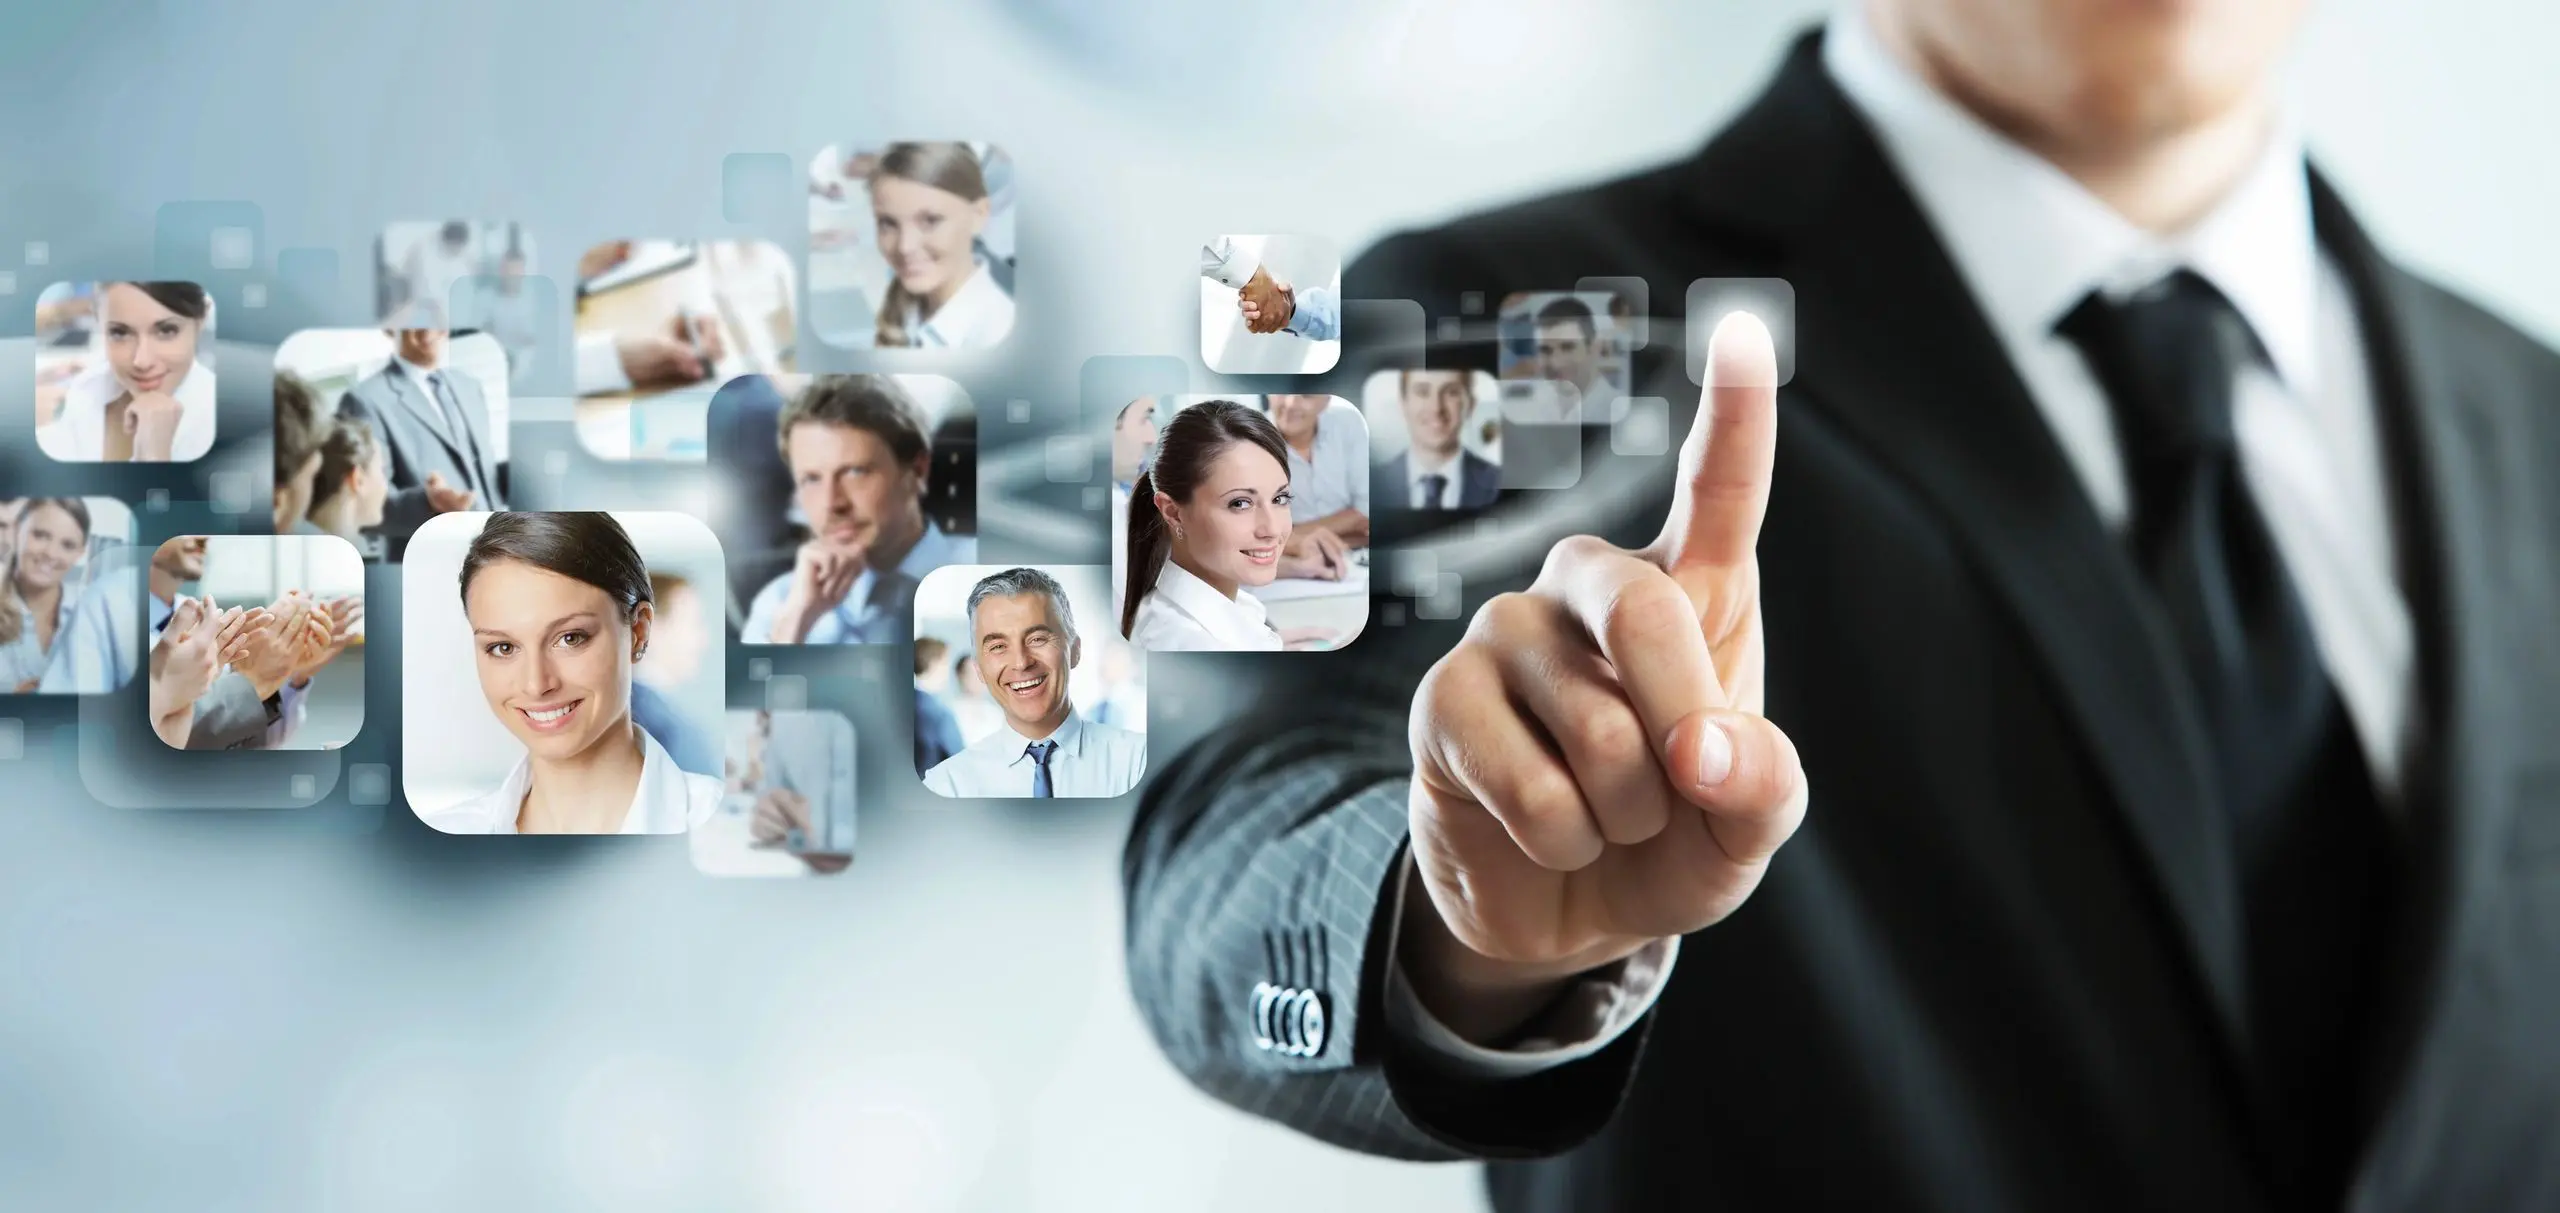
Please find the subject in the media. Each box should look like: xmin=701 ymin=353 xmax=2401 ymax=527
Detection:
xmin=1125 ymin=32 xmax=2560 ymax=1212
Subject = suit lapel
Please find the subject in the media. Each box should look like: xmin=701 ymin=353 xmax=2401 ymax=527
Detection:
xmin=2306 ymin=175 xmax=2494 ymax=1157
xmin=1682 ymin=36 xmax=2255 ymax=1076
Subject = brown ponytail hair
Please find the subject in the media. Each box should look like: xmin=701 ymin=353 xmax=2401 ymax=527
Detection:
xmin=869 ymin=142 xmax=990 ymax=348
xmin=0 ymin=497 xmax=94 ymax=646
xmin=1119 ymin=400 xmax=1289 ymax=639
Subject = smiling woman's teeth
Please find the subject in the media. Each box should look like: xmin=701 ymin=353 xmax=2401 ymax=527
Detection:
xmin=527 ymin=705 xmax=573 ymax=723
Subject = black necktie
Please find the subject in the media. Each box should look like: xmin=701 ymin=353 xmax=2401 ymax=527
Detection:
xmin=2058 ymin=270 xmax=2393 ymax=1204
xmin=1418 ymin=472 xmax=1448 ymax=510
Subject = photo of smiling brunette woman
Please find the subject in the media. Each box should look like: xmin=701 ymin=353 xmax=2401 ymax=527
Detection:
xmin=912 ymin=564 xmax=1145 ymax=800
xmin=401 ymin=511 xmax=727 ymax=834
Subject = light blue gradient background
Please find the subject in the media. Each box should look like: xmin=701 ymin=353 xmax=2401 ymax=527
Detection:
xmin=1 ymin=1 xmax=2552 ymax=1209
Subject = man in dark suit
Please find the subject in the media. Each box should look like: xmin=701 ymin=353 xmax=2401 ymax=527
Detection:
xmin=335 ymin=327 xmax=503 ymax=559
xmin=1125 ymin=2 xmax=2560 ymax=1210
xmin=1382 ymin=369 xmax=1501 ymax=511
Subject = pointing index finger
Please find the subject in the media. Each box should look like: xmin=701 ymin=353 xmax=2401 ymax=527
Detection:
xmin=1654 ymin=311 xmax=1779 ymax=574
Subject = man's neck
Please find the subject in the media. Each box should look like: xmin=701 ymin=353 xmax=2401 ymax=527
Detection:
xmin=1003 ymin=702 xmax=1071 ymax=743
xmin=1410 ymin=444 xmax=1460 ymax=475
xmin=520 ymin=720 xmax=647 ymax=833
xmin=867 ymin=513 xmax=928 ymax=576
xmin=148 ymin=568 xmax=181 ymax=606
xmin=1870 ymin=2 xmax=2277 ymax=233
xmin=400 ymin=353 xmax=444 ymax=374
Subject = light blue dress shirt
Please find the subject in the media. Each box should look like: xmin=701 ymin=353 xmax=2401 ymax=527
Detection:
xmin=741 ymin=522 xmax=975 ymax=645
xmin=920 ymin=707 xmax=1148 ymax=799
xmin=1285 ymin=410 xmax=1370 ymax=523
xmin=1284 ymin=285 xmax=1341 ymax=341
xmin=1 ymin=580 xmax=82 ymax=690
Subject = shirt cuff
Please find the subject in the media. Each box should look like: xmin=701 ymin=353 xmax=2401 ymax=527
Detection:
xmin=574 ymin=330 xmax=631 ymax=396
xmin=1200 ymin=238 xmax=1255 ymax=290
xmin=1381 ymin=853 xmax=1678 ymax=1081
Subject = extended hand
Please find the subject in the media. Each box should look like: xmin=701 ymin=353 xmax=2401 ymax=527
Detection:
xmin=423 ymin=472 xmax=477 ymax=514
xmin=287 ymin=596 xmax=360 ymax=684
xmin=1400 ymin=312 xmax=1807 ymax=1043
xmin=1239 ymin=266 xmax=1296 ymax=334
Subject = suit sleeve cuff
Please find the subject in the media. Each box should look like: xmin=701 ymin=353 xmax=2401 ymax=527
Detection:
xmin=1200 ymin=238 xmax=1255 ymax=290
xmin=1380 ymin=854 xmax=1678 ymax=1081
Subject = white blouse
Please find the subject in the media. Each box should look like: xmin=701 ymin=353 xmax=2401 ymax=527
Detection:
xmin=1129 ymin=560 xmax=1282 ymax=652
xmin=40 ymin=359 xmax=216 ymax=462
xmin=419 ymin=729 xmax=720 ymax=835
xmin=897 ymin=259 xmax=1016 ymax=348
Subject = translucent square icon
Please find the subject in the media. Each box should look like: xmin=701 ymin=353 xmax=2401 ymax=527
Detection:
xmin=1008 ymin=398 xmax=1031 ymax=424
xmin=767 ymin=674 xmax=808 ymax=710
xmin=241 ymin=282 xmax=267 ymax=308
xmin=749 ymin=657 xmax=772 ymax=680
xmin=0 ymin=271 xmax=14 ymax=296
xmin=209 ymin=471 xmax=256 ymax=515
xmin=146 ymin=489 xmax=170 ymax=512
xmin=349 ymin=764 xmax=392 ymax=806
xmin=291 ymin=774 xmax=318 ymax=800
xmin=0 ymin=719 xmax=22 ymax=761
xmin=1612 ymin=397 xmax=1671 ymax=458
xmin=210 ymin=226 xmax=255 ymax=270
xmin=23 ymin=241 xmax=47 ymax=266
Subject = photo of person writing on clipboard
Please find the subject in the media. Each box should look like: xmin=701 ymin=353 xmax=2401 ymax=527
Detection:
xmin=570 ymin=238 xmax=799 ymax=460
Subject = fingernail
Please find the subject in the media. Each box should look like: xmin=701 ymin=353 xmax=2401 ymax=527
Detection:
xmin=1695 ymin=717 xmax=1735 ymax=788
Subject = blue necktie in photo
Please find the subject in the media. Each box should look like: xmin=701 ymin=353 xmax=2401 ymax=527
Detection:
xmin=1025 ymin=739 xmax=1058 ymax=798
xmin=1419 ymin=473 xmax=1448 ymax=509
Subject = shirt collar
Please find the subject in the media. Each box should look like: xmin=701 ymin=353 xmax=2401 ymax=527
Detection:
xmin=914 ymin=261 xmax=1003 ymax=345
xmin=1822 ymin=6 xmax=2321 ymax=396
xmin=1152 ymin=559 xmax=1270 ymax=642
xmin=996 ymin=706 xmax=1085 ymax=766
xmin=391 ymin=356 xmax=443 ymax=385
xmin=1406 ymin=446 xmax=1459 ymax=482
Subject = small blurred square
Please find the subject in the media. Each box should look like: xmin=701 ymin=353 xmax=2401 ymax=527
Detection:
xmin=1417 ymin=572 xmax=1465 ymax=620
xmin=1382 ymin=603 xmax=1407 ymax=629
xmin=240 ymin=282 xmax=267 ymax=309
xmin=208 ymin=471 xmax=255 ymax=514
xmin=349 ymin=763 xmax=392 ymax=805
xmin=748 ymin=657 xmax=772 ymax=680
xmin=856 ymin=653 xmax=884 ymax=682
xmin=0 ymin=271 xmax=14 ymax=296
xmin=1613 ymin=397 xmax=1671 ymax=457
xmin=767 ymin=674 xmax=808 ymax=710
xmin=1460 ymin=291 xmax=1485 ymax=316
xmin=146 ymin=489 xmax=170 ymax=512
xmin=1391 ymin=550 xmax=1437 ymax=599
xmin=23 ymin=241 xmax=47 ymax=266
xmin=1007 ymin=398 xmax=1031 ymax=424
xmin=1082 ymin=486 xmax=1106 ymax=512
xmin=1437 ymin=316 xmax=1463 ymax=342
xmin=543 ymin=450 xmax=570 ymax=478
xmin=1044 ymin=435 xmax=1092 ymax=483
xmin=290 ymin=774 xmax=317 ymax=800
xmin=209 ymin=226 xmax=255 ymax=270
xmin=0 ymin=719 xmax=22 ymax=761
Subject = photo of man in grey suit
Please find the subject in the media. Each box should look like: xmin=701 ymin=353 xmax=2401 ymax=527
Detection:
xmin=335 ymin=327 xmax=505 ymax=560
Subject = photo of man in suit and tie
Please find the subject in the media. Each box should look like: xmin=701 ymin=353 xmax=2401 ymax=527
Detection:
xmin=277 ymin=327 xmax=511 ymax=563
xmin=1372 ymin=369 xmax=1500 ymax=512
xmin=1127 ymin=1 xmax=2560 ymax=1210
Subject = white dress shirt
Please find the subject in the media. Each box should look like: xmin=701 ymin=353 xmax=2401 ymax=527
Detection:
xmin=1129 ymin=560 xmax=1282 ymax=652
xmin=40 ymin=359 xmax=217 ymax=462
xmin=1390 ymin=5 xmax=2420 ymax=1078
xmin=899 ymin=260 xmax=1016 ymax=348
xmin=921 ymin=707 xmax=1149 ymax=799
xmin=419 ymin=728 xmax=720 ymax=835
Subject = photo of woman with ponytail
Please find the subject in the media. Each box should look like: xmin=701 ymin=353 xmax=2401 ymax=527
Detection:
xmin=863 ymin=141 xmax=1016 ymax=349
xmin=1119 ymin=400 xmax=1341 ymax=652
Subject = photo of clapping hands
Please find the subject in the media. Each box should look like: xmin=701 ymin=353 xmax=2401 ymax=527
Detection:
xmin=135 ymin=536 xmax=367 ymax=751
